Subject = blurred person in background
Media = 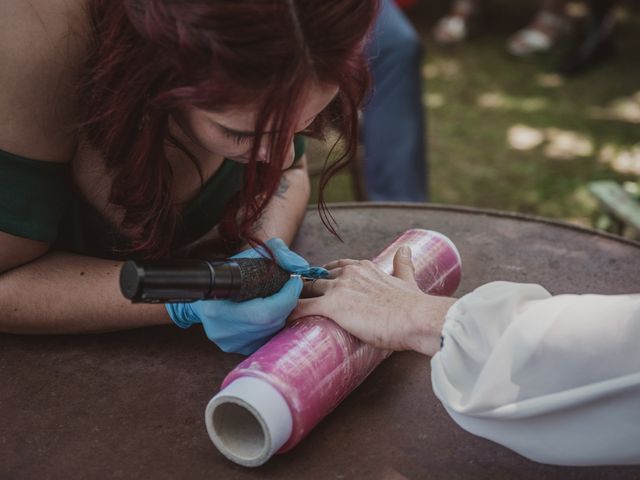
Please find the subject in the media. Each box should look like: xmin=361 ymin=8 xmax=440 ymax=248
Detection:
xmin=363 ymin=0 xmax=429 ymax=202
xmin=432 ymin=0 xmax=621 ymax=74
xmin=556 ymin=0 xmax=618 ymax=75
xmin=433 ymin=0 xmax=571 ymax=58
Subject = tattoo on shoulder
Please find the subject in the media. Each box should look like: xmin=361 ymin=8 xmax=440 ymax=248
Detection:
xmin=275 ymin=176 xmax=290 ymax=198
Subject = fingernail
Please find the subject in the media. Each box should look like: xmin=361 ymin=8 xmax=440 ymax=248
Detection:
xmin=400 ymin=246 xmax=411 ymax=256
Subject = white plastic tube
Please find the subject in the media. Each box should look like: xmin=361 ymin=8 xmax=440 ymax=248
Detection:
xmin=205 ymin=376 xmax=293 ymax=467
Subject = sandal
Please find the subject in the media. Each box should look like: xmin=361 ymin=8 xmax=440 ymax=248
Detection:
xmin=507 ymin=11 xmax=571 ymax=58
xmin=433 ymin=0 xmax=482 ymax=45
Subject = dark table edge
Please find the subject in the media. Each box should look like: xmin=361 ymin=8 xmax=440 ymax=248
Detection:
xmin=305 ymin=202 xmax=640 ymax=249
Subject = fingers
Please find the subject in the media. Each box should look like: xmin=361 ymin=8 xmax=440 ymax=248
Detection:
xmin=264 ymin=237 xmax=287 ymax=250
xmin=299 ymin=266 xmax=330 ymax=279
xmin=234 ymin=238 xmax=311 ymax=273
xmin=283 ymin=275 xmax=304 ymax=298
xmin=323 ymin=258 xmax=360 ymax=270
xmin=254 ymin=274 xmax=302 ymax=304
xmin=324 ymin=259 xmax=381 ymax=281
xmin=266 ymin=238 xmax=310 ymax=272
xmin=290 ymin=297 xmax=332 ymax=321
xmin=392 ymin=246 xmax=417 ymax=285
xmin=325 ymin=267 xmax=342 ymax=279
xmin=231 ymin=247 xmax=262 ymax=260
xmin=237 ymin=274 xmax=303 ymax=314
xmin=301 ymin=278 xmax=332 ymax=298
xmin=264 ymin=275 xmax=304 ymax=318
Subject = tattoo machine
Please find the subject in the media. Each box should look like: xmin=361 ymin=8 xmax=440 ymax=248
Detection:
xmin=119 ymin=258 xmax=316 ymax=303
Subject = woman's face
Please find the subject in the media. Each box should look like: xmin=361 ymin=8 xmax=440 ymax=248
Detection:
xmin=179 ymin=83 xmax=338 ymax=169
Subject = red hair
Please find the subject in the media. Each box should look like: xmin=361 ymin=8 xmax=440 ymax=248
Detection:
xmin=80 ymin=0 xmax=378 ymax=258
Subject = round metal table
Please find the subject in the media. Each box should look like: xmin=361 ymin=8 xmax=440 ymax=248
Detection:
xmin=2 ymin=203 xmax=640 ymax=479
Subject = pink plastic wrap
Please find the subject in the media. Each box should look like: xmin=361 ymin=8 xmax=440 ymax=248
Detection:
xmin=221 ymin=229 xmax=461 ymax=453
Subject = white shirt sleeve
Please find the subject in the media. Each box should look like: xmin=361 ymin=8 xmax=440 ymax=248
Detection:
xmin=430 ymin=281 xmax=640 ymax=466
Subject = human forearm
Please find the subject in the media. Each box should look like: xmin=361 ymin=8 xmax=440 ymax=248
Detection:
xmin=250 ymin=155 xmax=310 ymax=245
xmin=404 ymin=294 xmax=456 ymax=356
xmin=0 ymin=251 xmax=170 ymax=334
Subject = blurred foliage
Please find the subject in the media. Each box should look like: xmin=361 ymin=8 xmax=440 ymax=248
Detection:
xmin=308 ymin=0 xmax=640 ymax=230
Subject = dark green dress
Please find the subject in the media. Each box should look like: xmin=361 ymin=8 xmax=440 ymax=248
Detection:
xmin=0 ymin=137 xmax=305 ymax=259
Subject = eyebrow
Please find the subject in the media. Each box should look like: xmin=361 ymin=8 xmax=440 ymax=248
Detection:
xmin=215 ymin=114 xmax=318 ymax=137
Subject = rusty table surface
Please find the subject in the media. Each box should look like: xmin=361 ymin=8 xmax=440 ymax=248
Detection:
xmin=2 ymin=203 xmax=640 ymax=480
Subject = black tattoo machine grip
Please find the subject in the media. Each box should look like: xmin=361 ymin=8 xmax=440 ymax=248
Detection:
xmin=120 ymin=258 xmax=292 ymax=303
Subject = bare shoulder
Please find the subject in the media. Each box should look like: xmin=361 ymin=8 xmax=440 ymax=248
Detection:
xmin=0 ymin=0 xmax=91 ymax=163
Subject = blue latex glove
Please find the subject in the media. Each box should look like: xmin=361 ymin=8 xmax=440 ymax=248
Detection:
xmin=166 ymin=238 xmax=327 ymax=355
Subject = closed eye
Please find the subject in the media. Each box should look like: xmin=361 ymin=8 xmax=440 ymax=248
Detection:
xmin=222 ymin=129 xmax=254 ymax=145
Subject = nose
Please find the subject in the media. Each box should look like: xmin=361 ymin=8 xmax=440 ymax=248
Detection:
xmin=256 ymin=143 xmax=269 ymax=163
xmin=256 ymin=139 xmax=295 ymax=169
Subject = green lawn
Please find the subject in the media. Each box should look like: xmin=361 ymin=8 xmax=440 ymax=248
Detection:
xmin=308 ymin=0 xmax=640 ymax=231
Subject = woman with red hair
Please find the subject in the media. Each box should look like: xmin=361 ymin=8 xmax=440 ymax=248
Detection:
xmin=0 ymin=0 xmax=378 ymax=353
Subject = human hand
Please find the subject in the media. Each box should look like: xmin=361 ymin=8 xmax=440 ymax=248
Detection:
xmin=166 ymin=238 xmax=321 ymax=355
xmin=290 ymin=246 xmax=455 ymax=356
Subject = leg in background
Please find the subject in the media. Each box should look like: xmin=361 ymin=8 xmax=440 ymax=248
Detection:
xmin=555 ymin=0 xmax=617 ymax=75
xmin=363 ymin=0 xmax=428 ymax=202
xmin=506 ymin=0 xmax=571 ymax=58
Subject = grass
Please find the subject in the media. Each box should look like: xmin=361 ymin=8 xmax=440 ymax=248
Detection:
xmin=308 ymin=0 xmax=640 ymax=230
